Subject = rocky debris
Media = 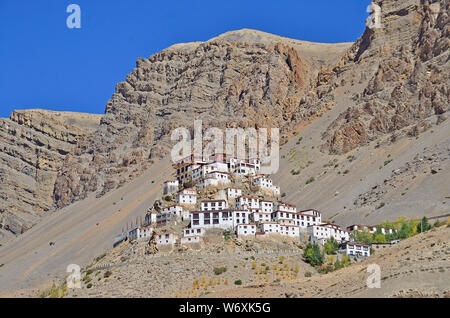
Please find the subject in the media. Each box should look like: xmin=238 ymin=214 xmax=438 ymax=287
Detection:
xmin=145 ymin=232 xmax=159 ymax=255
xmin=0 ymin=110 xmax=101 ymax=239
xmin=354 ymin=142 xmax=449 ymax=208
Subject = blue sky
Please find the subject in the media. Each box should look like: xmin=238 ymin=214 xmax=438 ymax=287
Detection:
xmin=0 ymin=0 xmax=371 ymax=118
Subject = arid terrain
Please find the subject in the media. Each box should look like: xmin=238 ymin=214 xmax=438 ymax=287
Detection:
xmin=0 ymin=0 xmax=448 ymax=297
xmin=56 ymin=224 xmax=448 ymax=298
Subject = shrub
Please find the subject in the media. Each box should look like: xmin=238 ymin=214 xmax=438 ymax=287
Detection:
xmin=304 ymin=271 xmax=312 ymax=277
xmin=104 ymin=270 xmax=112 ymax=278
xmin=86 ymin=283 xmax=93 ymax=289
xmin=234 ymin=280 xmax=242 ymax=285
xmin=305 ymin=176 xmax=315 ymax=185
xmin=213 ymin=267 xmax=227 ymax=275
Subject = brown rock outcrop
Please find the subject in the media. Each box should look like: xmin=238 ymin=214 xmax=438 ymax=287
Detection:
xmin=322 ymin=0 xmax=449 ymax=154
xmin=0 ymin=110 xmax=101 ymax=238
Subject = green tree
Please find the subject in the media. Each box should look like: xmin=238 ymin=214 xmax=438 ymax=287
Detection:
xmin=373 ymin=233 xmax=386 ymax=243
xmin=303 ymin=243 xmax=324 ymax=267
xmin=417 ymin=217 xmax=431 ymax=233
xmin=324 ymin=238 xmax=339 ymax=255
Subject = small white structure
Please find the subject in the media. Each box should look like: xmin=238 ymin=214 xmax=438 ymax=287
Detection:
xmin=156 ymin=233 xmax=178 ymax=246
xmin=176 ymin=188 xmax=197 ymax=205
xmin=277 ymin=202 xmax=297 ymax=213
xmin=346 ymin=224 xmax=396 ymax=235
xmin=181 ymin=236 xmax=201 ymax=244
xmin=162 ymin=205 xmax=184 ymax=217
xmin=280 ymin=224 xmax=300 ymax=237
xmin=260 ymin=222 xmax=280 ymax=234
xmin=183 ymin=227 xmax=205 ymax=237
xmin=299 ymin=210 xmax=322 ymax=224
xmin=226 ymin=187 xmax=242 ymax=199
xmin=297 ymin=211 xmax=322 ymax=229
xmin=339 ymin=242 xmax=371 ymax=257
xmin=162 ymin=180 xmax=179 ymax=195
xmin=271 ymin=210 xmax=297 ymax=226
xmin=236 ymin=196 xmax=260 ymax=210
xmin=308 ymin=223 xmax=350 ymax=243
xmin=252 ymin=175 xmax=273 ymax=189
xmin=198 ymin=177 xmax=219 ymax=189
xmin=201 ymin=200 xmax=227 ymax=211
xmin=271 ymin=185 xmax=281 ymax=196
xmin=237 ymin=224 xmax=257 ymax=237
xmin=207 ymin=171 xmax=230 ymax=184
xmin=182 ymin=209 xmax=191 ymax=221
xmin=260 ymin=200 xmax=274 ymax=213
xmin=233 ymin=162 xmax=257 ymax=176
xmin=129 ymin=226 xmax=153 ymax=241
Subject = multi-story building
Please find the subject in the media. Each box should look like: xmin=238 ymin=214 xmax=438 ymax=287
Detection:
xmin=156 ymin=233 xmax=179 ymax=246
xmin=128 ymin=225 xmax=153 ymax=241
xmin=176 ymin=188 xmax=197 ymax=205
xmin=299 ymin=210 xmax=322 ymax=224
xmin=259 ymin=222 xmax=280 ymax=234
xmin=308 ymin=223 xmax=350 ymax=244
xmin=236 ymin=196 xmax=260 ymax=210
xmin=162 ymin=205 xmax=184 ymax=217
xmin=296 ymin=211 xmax=322 ymax=229
xmin=260 ymin=200 xmax=274 ymax=213
xmin=271 ymin=210 xmax=297 ymax=226
xmin=207 ymin=171 xmax=230 ymax=184
xmin=236 ymin=224 xmax=257 ymax=237
xmin=339 ymin=242 xmax=371 ymax=257
xmin=201 ymin=200 xmax=227 ymax=211
xmin=277 ymin=202 xmax=297 ymax=213
xmin=226 ymin=187 xmax=242 ymax=199
xmin=190 ymin=210 xmax=250 ymax=230
xmin=252 ymin=175 xmax=273 ymax=189
xmin=173 ymin=154 xmax=206 ymax=184
xmin=233 ymin=162 xmax=257 ymax=176
xmin=280 ymin=224 xmax=300 ymax=237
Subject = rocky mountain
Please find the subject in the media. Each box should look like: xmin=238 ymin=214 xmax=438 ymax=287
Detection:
xmin=0 ymin=110 xmax=101 ymax=241
xmin=52 ymin=30 xmax=352 ymax=209
xmin=0 ymin=0 xmax=448 ymax=241
xmin=0 ymin=0 xmax=448 ymax=297
xmin=320 ymin=0 xmax=449 ymax=153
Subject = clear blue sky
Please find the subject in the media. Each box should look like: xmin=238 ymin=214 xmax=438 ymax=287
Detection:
xmin=0 ymin=0 xmax=371 ymax=118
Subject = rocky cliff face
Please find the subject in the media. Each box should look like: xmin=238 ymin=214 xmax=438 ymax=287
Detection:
xmin=2 ymin=0 xmax=448 ymax=239
xmin=0 ymin=110 xmax=101 ymax=239
xmin=53 ymin=30 xmax=352 ymax=209
xmin=321 ymin=0 xmax=449 ymax=154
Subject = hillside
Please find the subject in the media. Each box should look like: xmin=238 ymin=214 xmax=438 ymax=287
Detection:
xmin=0 ymin=110 xmax=102 ymax=243
xmin=207 ymin=225 xmax=450 ymax=298
xmin=0 ymin=0 xmax=448 ymax=297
